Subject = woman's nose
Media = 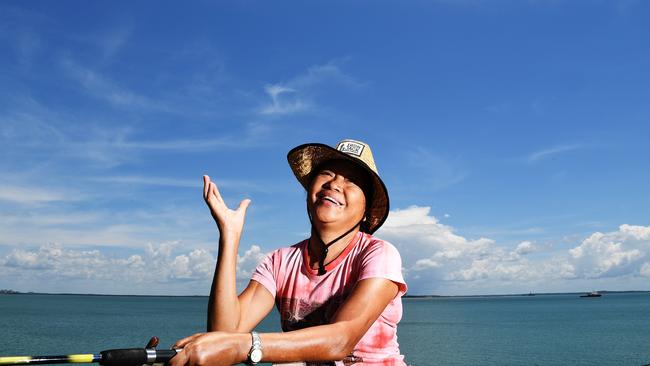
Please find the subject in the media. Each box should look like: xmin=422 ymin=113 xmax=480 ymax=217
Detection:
xmin=324 ymin=175 xmax=344 ymax=191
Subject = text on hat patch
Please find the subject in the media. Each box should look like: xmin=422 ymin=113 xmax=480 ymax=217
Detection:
xmin=337 ymin=141 xmax=365 ymax=157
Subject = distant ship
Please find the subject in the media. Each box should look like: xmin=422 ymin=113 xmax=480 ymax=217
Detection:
xmin=580 ymin=291 xmax=602 ymax=298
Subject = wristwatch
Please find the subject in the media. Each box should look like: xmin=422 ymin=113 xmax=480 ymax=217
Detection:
xmin=247 ymin=331 xmax=263 ymax=365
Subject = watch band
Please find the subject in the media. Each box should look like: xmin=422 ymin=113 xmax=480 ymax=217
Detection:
xmin=247 ymin=331 xmax=263 ymax=365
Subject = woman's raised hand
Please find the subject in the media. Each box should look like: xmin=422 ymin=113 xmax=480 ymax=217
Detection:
xmin=203 ymin=175 xmax=251 ymax=239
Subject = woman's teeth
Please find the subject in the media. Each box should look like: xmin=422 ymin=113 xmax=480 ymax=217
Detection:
xmin=322 ymin=196 xmax=341 ymax=206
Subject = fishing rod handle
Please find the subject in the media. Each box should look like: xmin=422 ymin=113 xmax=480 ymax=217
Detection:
xmin=100 ymin=349 xmax=177 ymax=366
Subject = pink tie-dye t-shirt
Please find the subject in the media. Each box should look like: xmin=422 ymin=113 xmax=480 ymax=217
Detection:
xmin=251 ymin=231 xmax=407 ymax=365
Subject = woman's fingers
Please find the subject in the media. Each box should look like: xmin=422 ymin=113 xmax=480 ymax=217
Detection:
xmin=172 ymin=338 xmax=190 ymax=350
xmin=204 ymin=177 xmax=222 ymax=205
xmin=167 ymin=348 xmax=187 ymax=366
xmin=203 ymin=175 xmax=210 ymax=200
xmin=169 ymin=336 xmax=192 ymax=366
xmin=203 ymin=176 xmax=226 ymax=213
xmin=203 ymin=175 xmax=224 ymax=204
xmin=209 ymin=181 xmax=224 ymax=203
xmin=202 ymin=175 xmax=250 ymax=232
xmin=237 ymin=198 xmax=251 ymax=214
xmin=173 ymin=333 xmax=204 ymax=349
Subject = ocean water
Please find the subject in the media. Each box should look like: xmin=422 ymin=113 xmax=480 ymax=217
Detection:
xmin=398 ymin=293 xmax=650 ymax=366
xmin=1 ymin=292 xmax=649 ymax=365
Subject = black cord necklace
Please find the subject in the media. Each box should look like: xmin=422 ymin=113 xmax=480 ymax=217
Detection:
xmin=308 ymin=216 xmax=364 ymax=275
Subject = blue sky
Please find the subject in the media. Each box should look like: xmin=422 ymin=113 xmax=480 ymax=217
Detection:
xmin=1 ymin=0 xmax=649 ymax=295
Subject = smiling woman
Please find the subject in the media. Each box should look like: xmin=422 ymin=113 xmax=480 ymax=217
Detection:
xmin=306 ymin=159 xmax=370 ymax=276
xmin=169 ymin=139 xmax=407 ymax=366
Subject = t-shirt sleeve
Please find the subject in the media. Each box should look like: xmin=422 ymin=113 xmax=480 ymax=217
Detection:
xmin=250 ymin=251 xmax=277 ymax=298
xmin=358 ymin=240 xmax=408 ymax=296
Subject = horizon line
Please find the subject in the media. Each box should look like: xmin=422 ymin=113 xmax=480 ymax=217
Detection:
xmin=2 ymin=289 xmax=649 ymax=298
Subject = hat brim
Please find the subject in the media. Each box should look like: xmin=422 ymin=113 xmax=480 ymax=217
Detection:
xmin=287 ymin=143 xmax=389 ymax=234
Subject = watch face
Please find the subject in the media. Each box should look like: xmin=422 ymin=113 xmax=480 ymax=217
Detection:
xmin=250 ymin=349 xmax=263 ymax=363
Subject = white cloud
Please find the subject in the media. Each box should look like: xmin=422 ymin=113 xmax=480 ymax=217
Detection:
xmin=259 ymin=60 xmax=362 ymax=116
xmin=0 ymin=97 xmax=135 ymax=167
xmin=289 ymin=62 xmax=363 ymax=90
xmin=0 ymin=185 xmax=83 ymax=205
xmin=527 ymin=144 xmax=583 ymax=163
xmin=568 ymin=224 xmax=649 ymax=278
xmin=377 ymin=206 xmax=650 ymax=294
xmin=0 ymin=94 xmax=269 ymax=173
xmin=515 ymin=241 xmax=537 ymax=255
xmin=640 ymin=262 xmax=650 ymax=277
xmin=90 ymin=175 xmax=201 ymax=188
xmin=117 ymin=137 xmax=240 ymax=151
xmin=237 ymin=245 xmax=267 ymax=279
xmin=260 ymin=84 xmax=307 ymax=115
xmin=4 ymin=248 xmax=46 ymax=269
xmin=88 ymin=175 xmax=268 ymax=194
xmin=266 ymin=85 xmax=294 ymax=101
xmin=168 ymin=248 xmax=215 ymax=280
xmin=0 ymin=96 xmax=66 ymax=144
xmin=0 ymin=206 xmax=201 ymax=248
xmin=0 ymin=242 xmax=267 ymax=294
xmin=2 ymin=205 xmax=649 ymax=296
xmin=60 ymin=57 xmax=168 ymax=112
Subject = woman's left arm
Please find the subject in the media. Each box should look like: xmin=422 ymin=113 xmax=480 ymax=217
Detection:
xmin=169 ymin=278 xmax=399 ymax=365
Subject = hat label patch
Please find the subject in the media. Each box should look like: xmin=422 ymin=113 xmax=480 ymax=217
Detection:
xmin=337 ymin=141 xmax=365 ymax=157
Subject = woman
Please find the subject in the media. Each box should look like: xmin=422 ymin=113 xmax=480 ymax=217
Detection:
xmin=170 ymin=139 xmax=407 ymax=366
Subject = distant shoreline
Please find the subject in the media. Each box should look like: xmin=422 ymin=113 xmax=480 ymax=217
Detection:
xmin=403 ymin=290 xmax=650 ymax=299
xmin=3 ymin=289 xmax=650 ymax=298
xmin=0 ymin=289 xmax=205 ymax=298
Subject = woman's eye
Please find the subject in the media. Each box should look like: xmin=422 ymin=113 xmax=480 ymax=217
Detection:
xmin=345 ymin=178 xmax=360 ymax=186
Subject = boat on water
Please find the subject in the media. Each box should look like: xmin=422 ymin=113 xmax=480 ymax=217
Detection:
xmin=580 ymin=291 xmax=602 ymax=298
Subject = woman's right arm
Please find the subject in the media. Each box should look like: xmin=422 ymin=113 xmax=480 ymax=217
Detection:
xmin=203 ymin=175 xmax=274 ymax=332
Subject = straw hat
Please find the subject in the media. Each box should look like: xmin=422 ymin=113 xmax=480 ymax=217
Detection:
xmin=287 ymin=139 xmax=389 ymax=234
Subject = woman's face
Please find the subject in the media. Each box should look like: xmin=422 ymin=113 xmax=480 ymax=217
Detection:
xmin=307 ymin=160 xmax=369 ymax=231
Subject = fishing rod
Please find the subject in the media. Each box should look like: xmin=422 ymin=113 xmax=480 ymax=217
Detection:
xmin=0 ymin=349 xmax=178 ymax=366
xmin=0 ymin=337 xmax=180 ymax=366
